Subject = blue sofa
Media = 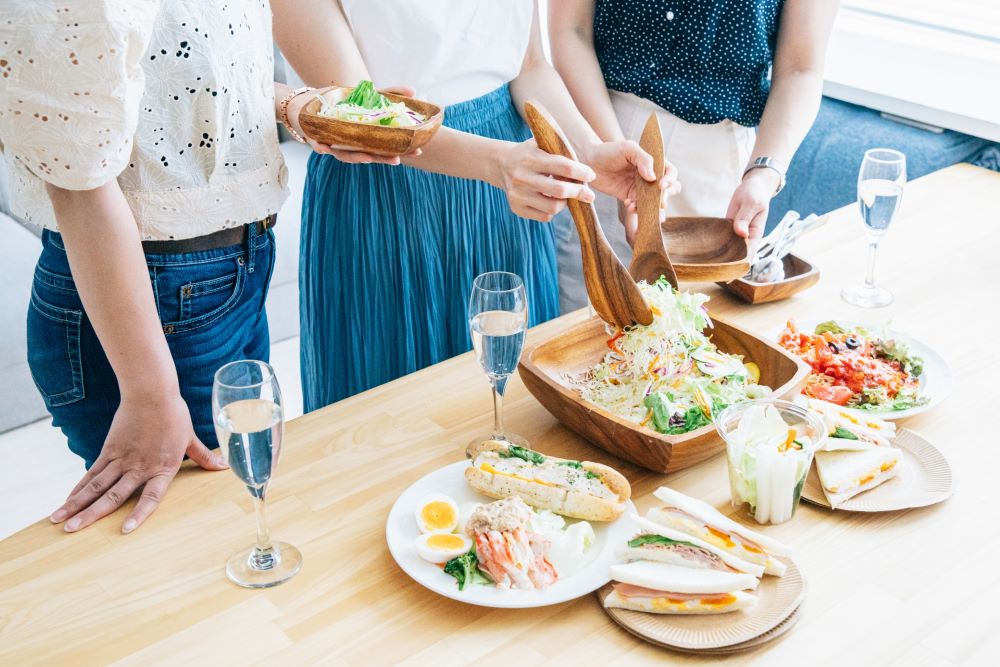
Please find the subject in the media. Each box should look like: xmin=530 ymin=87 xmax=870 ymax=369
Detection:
xmin=768 ymin=97 xmax=999 ymax=231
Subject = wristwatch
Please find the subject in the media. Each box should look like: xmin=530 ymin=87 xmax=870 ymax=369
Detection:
xmin=743 ymin=157 xmax=786 ymax=196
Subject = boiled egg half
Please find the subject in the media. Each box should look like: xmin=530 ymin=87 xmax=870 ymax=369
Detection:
xmin=414 ymin=532 xmax=473 ymax=564
xmin=414 ymin=493 xmax=459 ymax=534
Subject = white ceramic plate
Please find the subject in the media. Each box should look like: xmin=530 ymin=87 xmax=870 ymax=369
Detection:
xmin=386 ymin=460 xmax=636 ymax=608
xmin=772 ymin=319 xmax=952 ymax=420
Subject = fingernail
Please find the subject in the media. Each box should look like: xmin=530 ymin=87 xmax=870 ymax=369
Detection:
xmin=65 ymin=518 xmax=81 ymax=532
xmin=122 ymin=519 xmax=137 ymax=534
xmin=215 ymin=455 xmax=229 ymax=468
xmin=582 ymin=188 xmax=596 ymax=203
xmin=50 ymin=508 xmax=67 ymax=523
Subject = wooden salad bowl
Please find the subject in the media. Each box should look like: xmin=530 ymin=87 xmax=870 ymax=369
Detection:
xmin=299 ymin=86 xmax=444 ymax=157
xmin=518 ymin=315 xmax=810 ymax=473
xmin=720 ymin=254 xmax=821 ymax=305
xmin=662 ymin=217 xmax=751 ymax=283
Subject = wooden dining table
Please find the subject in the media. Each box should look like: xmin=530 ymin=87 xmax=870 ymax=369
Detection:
xmin=2 ymin=164 xmax=998 ymax=666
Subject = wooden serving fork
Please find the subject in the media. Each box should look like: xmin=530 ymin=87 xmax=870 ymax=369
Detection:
xmin=523 ymin=101 xmax=652 ymax=328
xmin=628 ymin=113 xmax=678 ymax=289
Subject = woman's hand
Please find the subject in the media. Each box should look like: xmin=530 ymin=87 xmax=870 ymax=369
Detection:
xmin=285 ymin=85 xmax=423 ymax=165
xmin=726 ymin=168 xmax=781 ymax=238
xmin=581 ymin=140 xmax=680 ymax=246
xmin=50 ymin=393 xmax=228 ymax=534
xmin=579 ymin=140 xmax=680 ymax=207
xmin=496 ymin=139 xmax=598 ymax=222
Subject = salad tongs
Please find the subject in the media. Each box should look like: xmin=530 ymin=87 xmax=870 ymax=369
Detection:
xmin=524 ymin=101 xmax=653 ymax=328
xmin=628 ymin=113 xmax=679 ymax=290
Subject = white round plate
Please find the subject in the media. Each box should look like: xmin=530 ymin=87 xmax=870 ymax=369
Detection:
xmin=772 ymin=319 xmax=952 ymax=420
xmin=386 ymin=460 xmax=636 ymax=608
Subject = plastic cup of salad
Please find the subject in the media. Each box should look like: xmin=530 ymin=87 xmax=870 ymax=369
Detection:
xmin=715 ymin=399 xmax=827 ymax=525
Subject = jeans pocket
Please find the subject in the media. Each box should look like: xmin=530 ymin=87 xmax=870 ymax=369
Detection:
xmin=158 ymin=255 xmax=248 ymax=334
xmin=26 ymin=288 xmax=85 ymax=408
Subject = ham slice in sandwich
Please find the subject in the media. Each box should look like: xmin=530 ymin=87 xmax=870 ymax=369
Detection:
xmin=646 ymin=487 xmax=791 ymax=576
xmin=621 ymin=515 xmax=765 ymax=577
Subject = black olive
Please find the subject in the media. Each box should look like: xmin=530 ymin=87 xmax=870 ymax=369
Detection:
xmin=844 ymin=337 xmax=860 ymax=350
xmin=827 ymin=341 xmax=842 ymax=353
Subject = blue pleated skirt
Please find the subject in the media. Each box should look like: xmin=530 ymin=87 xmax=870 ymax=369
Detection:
xmin=299 ymin=84 xmax=559 ymax=412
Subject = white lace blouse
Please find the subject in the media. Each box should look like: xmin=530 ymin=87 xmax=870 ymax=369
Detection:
xmin=0 ymin=0 xmax=288 ymax=240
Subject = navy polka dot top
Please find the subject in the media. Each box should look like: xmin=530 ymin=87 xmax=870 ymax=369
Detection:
xmin=594 ymin=0 xmax=784 ymax=127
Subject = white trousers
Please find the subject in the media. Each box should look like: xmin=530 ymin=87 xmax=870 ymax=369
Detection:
xmin=555 ymin=90 xmax=756 ymax=313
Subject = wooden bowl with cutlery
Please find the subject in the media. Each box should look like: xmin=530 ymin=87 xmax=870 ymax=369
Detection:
xmin=720 ymin=254 xmax=820 ymax=304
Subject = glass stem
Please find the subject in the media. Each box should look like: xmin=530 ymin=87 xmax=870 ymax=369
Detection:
xmin=249 ymin=490 xmax=276 ymax=570
xmin=864 ymin=238 xmax=880 ymax=289
xmin=491 ymin=380 xmax=505 ymax=440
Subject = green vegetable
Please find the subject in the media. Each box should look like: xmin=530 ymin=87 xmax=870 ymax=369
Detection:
xmin=643 ymin=394 xmax=711 ymax=435
xmin=711 ymin=397 xmax=728 ymax=416
xmin=500 ymin=445 xmax=545 ymax=465
xmin=874 ymin=338 xmax=925 ymax=377
xmin=628 ymin=534 xmax=701 ymax=549
xmin=586 ymin=471 xmax=600 ymax=480
xmin=832 ymin=426 xmax=859 ymax=440
xmin=671 ymin=406 xmax=710 ymax=434
xmin=814 ymin=320 xmax=846 ymax=335
xmin=556 ymin=460 xmax=584 ymax=469
xmin=654 ymin=276 xmax=676 ymax=293
xmin=339 ymin=80 xmax=390 ymax=110
xmin=644 ymin=393 xmax=674 ymax=433
xmin=443 ymin=551 xmax=491 ymax=591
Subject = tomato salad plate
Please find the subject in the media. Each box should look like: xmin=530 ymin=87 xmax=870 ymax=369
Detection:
xmin=386 ymin=449 xmax=636 ymax=608
xmin=774 ymin=319 xmax=951 ymax=420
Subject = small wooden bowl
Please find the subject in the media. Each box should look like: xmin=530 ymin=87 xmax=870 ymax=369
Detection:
xmin=662 ymin=217 xmax=751 ymax=283
xmin=298 ymin=87 xmax=444 ymax=157
xmin=519 ymin=315 xmax=810 ymax=473
xmin=720 ymin=254 xmax=820 ymax=305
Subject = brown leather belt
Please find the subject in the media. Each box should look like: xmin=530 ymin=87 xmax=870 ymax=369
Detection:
xmin=142 ymin=215 xmax=276 ymax=254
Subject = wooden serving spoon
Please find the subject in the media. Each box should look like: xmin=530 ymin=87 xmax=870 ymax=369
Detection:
xmin=628 ymin=113 xmax=679 ymax=289
xmin=523 ymin=100 xmax=653 ymax=328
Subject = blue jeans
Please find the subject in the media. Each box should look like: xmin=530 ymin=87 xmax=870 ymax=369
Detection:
xmin=26 ymin=223 xmax=275 ymax=468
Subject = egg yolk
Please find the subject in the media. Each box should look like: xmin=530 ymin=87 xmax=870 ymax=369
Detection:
xmin=426 ymin=533 xmax=466 ymax=550
xmin=420 ymin=502 xmax=456 ymax=531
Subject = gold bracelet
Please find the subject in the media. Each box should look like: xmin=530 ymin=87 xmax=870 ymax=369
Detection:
xmin=279 ymin=86 xmax=315 ymax=143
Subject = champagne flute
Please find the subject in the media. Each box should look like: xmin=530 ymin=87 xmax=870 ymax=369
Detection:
xmin=841 ymin=148 xmax=906 ymax=308
xmin=213 ymin=360 xmax=302 ymax=588
xmin=468 ymin=271 xmax=529 ymax=447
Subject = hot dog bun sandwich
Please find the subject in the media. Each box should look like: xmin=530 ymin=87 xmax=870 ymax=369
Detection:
xmin=621 ymin=515 xmax=765 ymax=577
xmin=465 ymin=440 xmax=631 ymax=522
xmin=604 ymin=561 xmax=758 ymax=615
xmin=647 ymin=487 xmax=791 ymax=576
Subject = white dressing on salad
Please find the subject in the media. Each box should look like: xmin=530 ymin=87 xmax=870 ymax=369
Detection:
xmin=528 ymin=510 xmax=596 ymax=578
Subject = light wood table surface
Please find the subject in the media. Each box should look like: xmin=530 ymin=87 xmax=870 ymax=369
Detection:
xmin=2 ymin=164 xmax=998 ymax=666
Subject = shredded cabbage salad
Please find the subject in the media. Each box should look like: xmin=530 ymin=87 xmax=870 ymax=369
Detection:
xmin=316 ymin=80 xmax=426 ymax=127
xmin=577 ymin=278 xmax=769 ymax=434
